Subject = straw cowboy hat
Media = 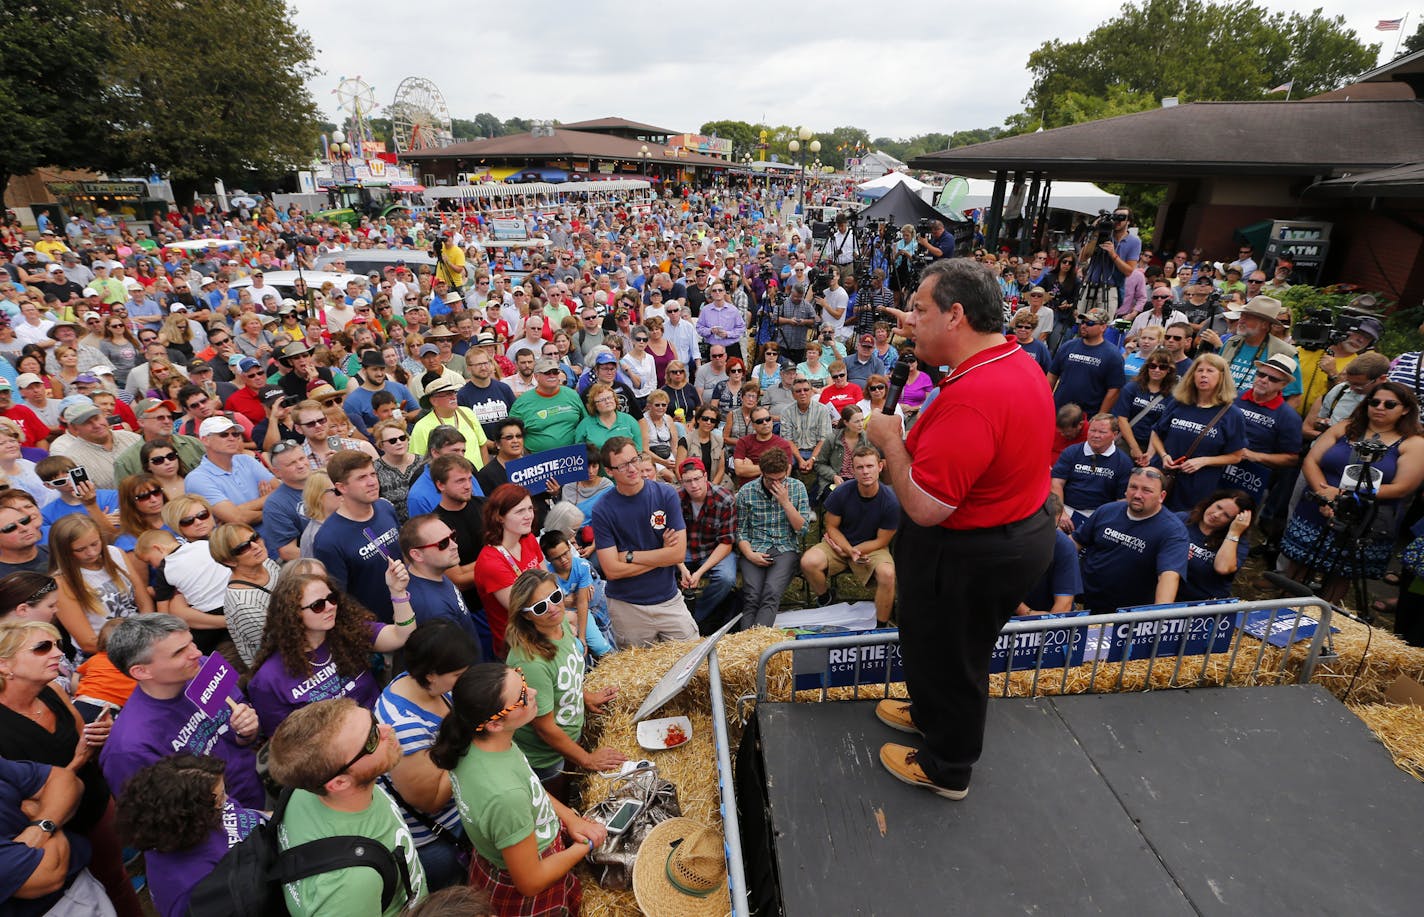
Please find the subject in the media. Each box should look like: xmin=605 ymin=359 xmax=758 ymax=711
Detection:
xmin=632 ymin=818 xmax=729 ymax=917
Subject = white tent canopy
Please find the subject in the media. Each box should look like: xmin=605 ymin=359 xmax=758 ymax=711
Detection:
xmin=856 ymin=171 xmax=927 ymax=199
xmin=938 ymin=177 xmax=1119 ymax=216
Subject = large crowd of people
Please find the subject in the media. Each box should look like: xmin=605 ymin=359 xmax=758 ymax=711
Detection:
xmin=1 ymin=187 xmax=1421 ymax=916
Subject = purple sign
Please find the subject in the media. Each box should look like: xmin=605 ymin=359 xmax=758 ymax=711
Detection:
xmin=184 ymin=654 xmax=240 ymax=719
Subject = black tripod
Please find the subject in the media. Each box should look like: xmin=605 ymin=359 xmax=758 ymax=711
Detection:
xmin=1294 ymin=437 xmax=1389 ymax=623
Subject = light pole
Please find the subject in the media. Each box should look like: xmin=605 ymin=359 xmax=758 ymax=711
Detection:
xmin=787 ymin=126 xmax=819 ymax=218
xmin=637 ymin=144 xmax=654 ymax=178
xmin=330 ymin=130 xmax=354 ymax=184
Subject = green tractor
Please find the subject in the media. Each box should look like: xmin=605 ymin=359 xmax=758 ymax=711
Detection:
xmin=314 ymin=184 xmax=423 ymax=227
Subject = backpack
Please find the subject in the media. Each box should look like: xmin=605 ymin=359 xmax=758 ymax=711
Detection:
xmin=187 ymin=787 xmax=413 ymax=917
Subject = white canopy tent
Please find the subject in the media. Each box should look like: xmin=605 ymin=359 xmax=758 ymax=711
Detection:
xmin=856 ymin=171 xmax=927 ymax=199
xmin=938 ymin=177 xmax=1119 ymax=216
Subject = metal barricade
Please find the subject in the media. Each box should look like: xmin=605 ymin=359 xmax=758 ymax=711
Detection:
xmin=752 ymin=598 xmax=1337 ymax=703
xmin=705 ymin=647 xmax=752 ymax=917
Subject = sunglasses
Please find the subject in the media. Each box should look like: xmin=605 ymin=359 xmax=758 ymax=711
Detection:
xmin=477 ymin=671 xmax=530 ymax=732
xmin=0 ymin=514 xmax=34 ymax=534
xmin=326 ymin=709 xmax=382 ymax=784
xmin=523 ymin=588 xmax=565 ymax=617
xmin=1369 ymin=398 xmax=1402 ymax=409
xmin=179 ymin=509 xmax=212 ymax=526
xmin=302 ymin=592 xmax=341 ymax=614
xmin=382 ymin=434 xmax=409 ymax=446
xmin=1164 ymin=334 xmax=1186 ymax=341
xmin=1151 ymin=295 xmax=1172 ymax=301
xmin=634 ymin=337 xmax=649 ymax=343
xmin=234 ymin=531 xmax=262 ymax=554
xmin=416 ymin=532 xmax=457 ymax=551
xmin=752 ymin=416 xmax=772 ymax=424
xmin=1079 ymin=320 xmax=1103 ymax=327
xmin=133 ymin=488 xmax=164 ymax=501
xmin=27 ymin=639 xmax=59 ymax=656
xmin=1148 ymin=364 xmax=1171 ymax=371
xmin=698 ymin=415 xmax=717 ymax=423
xmin=868 ymin=384 xmax=887 ymax=392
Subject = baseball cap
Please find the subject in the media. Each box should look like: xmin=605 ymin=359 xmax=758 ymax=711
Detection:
xmin=678 ymin=457 xmax=706 ymax=477
xmin=1083 ymin=308 xmax=1111 ymax=324
xmin=594 ymin=352 xmax=618 ymax=366
xmin=351 ymin=297 xmax=369 ymax=308
xmin=418 ymin=343 xmax=440 ymax=357
xmin=186 ymin=359 xmax=212 ymax=374
xmin=235 ymin=357 xmax=261 ymax=374
xmin=200 ymin=277 xmax=215 ymax=286
xmin=82 ymin=311 xmax=101 ymax=322
xmin=62 ymin=402 xmax=102 ymax=425
xmin=81 ymin=288 xmax=99 ymax=298
xmin=15 ymin=373 xmax=44 ymax=389
xmin=136 ymin=398 xmax=179 ymax=416
xmin=198 ymin=416 xmax=241 ymax=437
xmin=1355 ymin=316 xmax=1384 ymax=341
xmin=74 ymin=373 xmax=99 ymax=385
xmin=91 ymin=365 xmax=115 ymax=377
xmin=46 ymin=264 xmax=63 ymax=274
xmin=170 ymin=303 xmax=188 ymax=313
xmin=534 ymin=357 xmax=561 ymax=374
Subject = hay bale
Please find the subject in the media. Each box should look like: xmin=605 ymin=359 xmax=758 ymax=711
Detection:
xmin=1349 ymin=703 xmax=1424 ymax=781
xmin=574 ymin=627 xmax=792 ymax=914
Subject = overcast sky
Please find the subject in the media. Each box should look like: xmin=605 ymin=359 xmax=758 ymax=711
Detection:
xmin=292 ymin=1 xmax=1410 ymax=140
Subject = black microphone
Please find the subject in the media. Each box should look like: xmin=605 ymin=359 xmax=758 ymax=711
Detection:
xmin=883 ymin=361 xmax=910 ymax=415
xmin=1262 ymin=572 xmax=1315 ymax=598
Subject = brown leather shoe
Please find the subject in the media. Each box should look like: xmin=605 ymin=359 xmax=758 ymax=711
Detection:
xmin=874 ymin=699 xmax=922 ymax=736
xmin=878 ymin=744 xmax=969 ymax=800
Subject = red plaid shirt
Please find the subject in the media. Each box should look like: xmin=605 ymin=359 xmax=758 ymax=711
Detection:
xmin=679 ymin=483 xmax=736 ymax=567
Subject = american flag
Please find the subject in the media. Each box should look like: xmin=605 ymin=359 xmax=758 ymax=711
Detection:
xmin=1376 ymin=18 xmax=1402 ymax=30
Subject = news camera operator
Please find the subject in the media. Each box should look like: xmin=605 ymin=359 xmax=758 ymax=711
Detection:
xmin=1077 ymin=207 xmax=1141 ymax=315
xmin=822 ymin=213 xmax=858 ymax=269
xmin=811 ymin=267 xmax=849 ymax=341
xmin=919 ymin=220 xmax=955 ymax=261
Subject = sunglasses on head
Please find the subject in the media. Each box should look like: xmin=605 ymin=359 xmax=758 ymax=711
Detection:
xmin=179 ymin=509 xmax=211 ymax=526
xmin=0 ymin=514 xmax=34 ymax=534
xmin=301 ymin=592 xmax=341 ymax=614
xmin=476 ymin=670 xmax=529 ymax=732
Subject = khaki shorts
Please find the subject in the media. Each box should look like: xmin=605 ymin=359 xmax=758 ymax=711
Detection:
xmin=814 ymin=541 xmax=893 ymax=587
xmin=607 ymin=593 xmax=699 ymax=647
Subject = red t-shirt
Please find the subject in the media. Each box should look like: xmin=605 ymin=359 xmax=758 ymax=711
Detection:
xmin=905 ymin=341 xmax=1053 ymax=530
xmin=820 ymin=382 xmax=863 ymax=414
xmin=733 ymin=433 xmax=795 ymax=484
xmin=3 ymin=405 xmax=50 ymax=446
xmin=473 ymin=534 xmax=545 ymax=659
xmin=1048 ymin=419 xmax=1088 ymax=467
xmin=224 ymin=386 xmax=268 ymax=425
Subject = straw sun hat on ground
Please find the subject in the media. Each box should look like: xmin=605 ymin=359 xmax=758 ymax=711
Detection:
xmin=631 ymin=817 xmax=730 ymax=917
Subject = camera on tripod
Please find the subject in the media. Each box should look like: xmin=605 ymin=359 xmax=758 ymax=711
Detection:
xmin=1091 ymin=210 xmax=1116 ymax=244
xmin=1293 ymin=307 xmax=1364 ymax=352
xmin=807 ymin=267 xmax=832 ymax=297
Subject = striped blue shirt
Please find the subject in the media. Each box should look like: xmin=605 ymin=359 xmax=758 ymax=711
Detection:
xmin=374 ymin=676 xmax=463 ymax=846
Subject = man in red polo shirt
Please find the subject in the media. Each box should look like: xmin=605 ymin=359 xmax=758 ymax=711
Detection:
xmin=868 ymin=259 xmax=1056 ymax=800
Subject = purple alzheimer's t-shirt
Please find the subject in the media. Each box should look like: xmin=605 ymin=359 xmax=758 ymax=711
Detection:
xmin=146 ymin=798 xmax=264 ymax=917
xmin=99 ymin=665 xmax=265 ymax=810
xmin=247 ymin=621 xmax=385 ymax=736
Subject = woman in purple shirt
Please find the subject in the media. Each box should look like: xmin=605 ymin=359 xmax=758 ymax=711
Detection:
xmin=116 ymin=754 xmax=266 ymax=917
xmin=246 ymin=561 xmax=416 ymax=736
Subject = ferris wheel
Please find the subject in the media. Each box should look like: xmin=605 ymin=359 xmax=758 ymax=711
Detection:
xmin=332 ymin=76 xmax=378 ymax=147
xmin=391 ymin=76 xmax=454 ymax=153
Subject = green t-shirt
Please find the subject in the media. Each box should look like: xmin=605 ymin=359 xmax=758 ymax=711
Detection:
xmin=506 ymin=618 xmax=586 ymax=771
xmin=509 ymin=386 xmax=586 ymax=453
xmin=279 ymin=785 xmax=427 ymax=917
xmin=451 ymin=745 xmax=560 ymax=870
xmin=574 ymin=411 xmax=644 ymax=454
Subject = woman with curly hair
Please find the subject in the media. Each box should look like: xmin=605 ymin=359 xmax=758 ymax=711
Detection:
xmin=429 ymin=663 xmax=605 ymax=916
xmin=246 ymin=563 xmax=416 ymax=736
xmin=503 ymin=570 xmax=623 ymax=802
xmin=115 ymin=473 xmax=169 ymax=552
xmin=115 ymin=754 xmax=264 ymax=917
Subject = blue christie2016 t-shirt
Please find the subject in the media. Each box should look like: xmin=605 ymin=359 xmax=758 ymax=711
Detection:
xmin=1220 ymin=393 xmax=1302 ymax=502
xmin=1051 ymin=442 xmax=1135 ymax=513
xmin=592 ymin=480 xmax=686 ymax=605
xmin=1112 ymin=382 xmax=1170 ymax=454
xmin=1152 ymin=401 xmax=1247 ymax=512
xmin=313 ymin=500 xmax=401 ymax=623
xmin=1049 ymin=339 xmax=1125 ymax=412
xmin=1075 ymin=501 xmax=1189 ymax=613
xmin=1176 ymin=511 xmax=1250 ymax=602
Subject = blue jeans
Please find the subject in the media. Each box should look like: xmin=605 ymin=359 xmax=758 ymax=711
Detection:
xmin=416 ymin=829 xmax=471 ymax=891
xmin=692 ymin=552 xmax=739 ymax=623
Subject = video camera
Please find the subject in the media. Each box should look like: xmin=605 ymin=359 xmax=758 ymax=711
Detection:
xmin=1293 ymin=307 xmax=1366 ymax=352
xmin=808 ymin=266 xmax=832 ymax=297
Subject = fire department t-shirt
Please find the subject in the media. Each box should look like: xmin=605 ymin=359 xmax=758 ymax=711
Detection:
xmin=906 ymin=342 xmax=1053 ymax=530
xmin=592 ymin=480 xmax=686 ymax=603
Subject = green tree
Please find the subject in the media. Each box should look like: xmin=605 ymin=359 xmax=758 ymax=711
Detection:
xmin=699 ymin=120 xmax=761 ymax=156
xmin=101 ymin=0 xmax=320 ymax=196
xmin=0 ymin=0 xmax=112 ymax=196
xmin=1022 ymin=0 xmax=1379 ymax=117
xmin=1401 ymin=20 xmax=1424 ymax=57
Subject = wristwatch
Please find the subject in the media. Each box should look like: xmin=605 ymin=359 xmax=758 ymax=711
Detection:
xmin=625 ymin=549 xmax=635 ymax=565
xmin=29 ymin=819 xmax=57 ymax=835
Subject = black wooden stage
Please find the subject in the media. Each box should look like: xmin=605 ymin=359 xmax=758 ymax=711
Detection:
xmin=736 ymin=686 xmax=1424 ymax=916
